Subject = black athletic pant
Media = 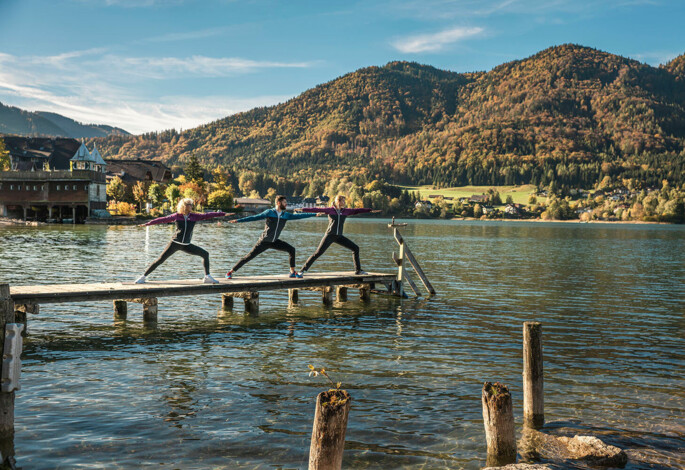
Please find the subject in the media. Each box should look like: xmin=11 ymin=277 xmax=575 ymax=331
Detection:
xmin=232 ymin=239 xmax=296 ymax=272
xmin=302 ymin=234 xmax=361 ymax=272
xmin=144 ymin=241 xmax=210 ymax=276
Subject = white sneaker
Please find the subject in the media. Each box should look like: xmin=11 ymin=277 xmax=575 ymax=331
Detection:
xmin=135 ymin=275 xmax=146 ymax=284
xmin=203 ymin=274 xmax=219 ymax=284
xmin=355 ymin=270 xmax=368 ymax=275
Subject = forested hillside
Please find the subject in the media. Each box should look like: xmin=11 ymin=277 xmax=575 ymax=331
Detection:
xmin=0 ymin=102 xmax=129 ymax=138
xmin=93 ymin=44 xmax=685 ymax=189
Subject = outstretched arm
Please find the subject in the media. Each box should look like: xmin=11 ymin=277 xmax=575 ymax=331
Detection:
xmin=141 ymin=213 xmax=179 ymax=226
xmin=234 ymin=209 xmax=271 ymax=223
xmin=302 ymin=207 xmax=335 ymax=215
xmin=342 ymin=208 xmax=373 ymax=216
xmin=284 ymin=212 xmax=318 ymax=220
xmin=191 ymin=211 xmax=229 ymax=221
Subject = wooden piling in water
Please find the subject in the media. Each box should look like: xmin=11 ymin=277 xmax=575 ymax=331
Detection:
xmin=335 ymin=287 xmax=347 ymax=302
xmin=359 ymin=285 xmax=371 ymax=302
xmin=482 ymin=381 xmax=516 ymax=467
xmin=0 ymin=284 xmax=15 ymax=435
xmin=321 ymin=286 xmax=333 ymax=306
xmin=523 ymin=321 xmax=544 ymax=428
xmin=113 ymin=300 xmax=127 ymax=320
xmin=142 ymin=298 xmax=158 ymax=323
xmin=309 ymin=389 xmax=351 ymax=470
xmin=288 ymin=289 xmax=299 ymax=305
xmin=221 ymin=294 xmax=234 ymax=310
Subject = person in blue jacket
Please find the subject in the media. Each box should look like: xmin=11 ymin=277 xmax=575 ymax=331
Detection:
xmin=226 ymin=195 xmax=317 ymax=278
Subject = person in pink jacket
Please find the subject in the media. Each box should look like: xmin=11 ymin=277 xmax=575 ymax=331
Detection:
xmin=298 ymin=195 xmax=376 ymax=275
xmin=135 ymin=198 xmax=229 ymax=284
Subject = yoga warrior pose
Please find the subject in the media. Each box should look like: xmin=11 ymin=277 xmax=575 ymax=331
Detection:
xmin=299 ymin=195 xmax=374 ymax=276
xmin=225 ymin=195 xmax=317 ymax=278
xmin=135 ymin=198 xmax=228 ymax=284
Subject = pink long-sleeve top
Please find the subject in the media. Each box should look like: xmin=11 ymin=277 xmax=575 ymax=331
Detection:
xmin=143 ymin=211 xmax=226 ymax=244
xmin=302 ymin=206 xmax=372 ymax=236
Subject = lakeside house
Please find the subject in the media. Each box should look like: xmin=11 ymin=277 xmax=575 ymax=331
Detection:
xmin=106 ymin=159 xmax=172 ymax=184
xmin=415 ymin=200 xmax=432 ymax=209
xmin=234 ymin=197 xmax=271 ymax=213
xmin=316 ymin=195 xmax=330 ymax=207
xmin=0 ymin=137 xmax=107 ymax=222
xmin=469 ymin=194 xmax=488 ymax=204
xmin=288 ymin=196 xmax=317 ymax=209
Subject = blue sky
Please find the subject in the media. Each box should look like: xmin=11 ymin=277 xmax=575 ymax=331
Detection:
xmin=0 ymin=0 xmax=683 ymax=134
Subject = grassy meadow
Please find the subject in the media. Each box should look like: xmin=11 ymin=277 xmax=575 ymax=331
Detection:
xmin=399 ymin=184 xmax=537 ymax=205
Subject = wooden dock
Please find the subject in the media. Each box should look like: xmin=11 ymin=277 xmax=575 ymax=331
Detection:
xmin=8 ymin=271 xmax=398 ymax=321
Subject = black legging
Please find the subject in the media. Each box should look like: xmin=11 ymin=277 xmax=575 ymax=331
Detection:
xmin=302 ymin=234 xmax=361 ymax=272
xmin=144 ymin=241 xmax=210 ymax=276
xmin=232 ymin=239 xmax=296 ymax=272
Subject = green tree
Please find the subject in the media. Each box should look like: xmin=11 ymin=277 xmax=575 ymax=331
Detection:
xmin=106 ymin=176 xmax=127 ymax=202
xmin=165 ymin=184 xmax=181 ymax=209
xmin=132 ymin=181 xmax=149 ymax=212
xmin=148 ymin=183 xmax=166 ymax=208
xmin=266 ymin=187 xmax=278 ymax=203
xmin=207 ymin=189 xmax=234 ymax=211
xmin=473 ymin=203 xmax=483 ymax=218
xmin=184 ymin=153 xmax=205 ymax=182
xmin=505 ymin=195 xmax=514 ymax=205
xmin=0 ymin=137 xmax=9 ymax=171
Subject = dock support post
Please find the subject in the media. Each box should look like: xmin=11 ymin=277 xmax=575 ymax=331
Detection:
xmin=244 ymin=293 xmax=259 ymax=315
xmin=309 ymin=390 xmax=351 ymax=470
xmin=142 ymin=298 xmax=158 ymax=323
xmin=322 ymin=287 xmax=333 ymax=306
xmin=523 ymin=321 xmax=544 ymax=428
xmin=359 ymin=284 xmax=371 ymax=302
xmin=289 ymin=289 xmax=299 ymax=306
xmin=482 ymin=382 xmax=516 ymax=467
xmin=113 ymin=300 xmax=127 ymax=320
xmin=222 ymin=294 xmax=234 ymax=310
xmin=335 ymin=287 xmax=347 ymax=302
xmin=13 ymin=304 xmax=35 ymax=336
xmin=0 ymin=284 xmax=15 ymax=436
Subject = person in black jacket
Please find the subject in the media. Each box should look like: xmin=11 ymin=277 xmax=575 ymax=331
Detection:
xmin=225 ymin=195 xmax=317 ymax=278
xmin=135 ymin=198 xmax=228 ymax=284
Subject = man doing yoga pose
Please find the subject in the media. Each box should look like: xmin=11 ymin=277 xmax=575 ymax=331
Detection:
xmin=298 ymin=195 xmax=374 ymax=276
xmin=135 ymin=198 xmax=228 ymax=284
xmin=225 ymin=195 xmax=317 ymax=278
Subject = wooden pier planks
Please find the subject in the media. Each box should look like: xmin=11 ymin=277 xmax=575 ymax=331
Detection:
xmin=9 ymin=272 xmax=396 ymax=305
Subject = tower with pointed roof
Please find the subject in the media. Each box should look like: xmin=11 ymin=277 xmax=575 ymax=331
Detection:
xmin=69 ymin=140 xmax=107 ymax=173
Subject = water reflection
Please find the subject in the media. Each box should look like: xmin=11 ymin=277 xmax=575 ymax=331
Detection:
xmin=0 ymin=220 xmax=683 ymax=468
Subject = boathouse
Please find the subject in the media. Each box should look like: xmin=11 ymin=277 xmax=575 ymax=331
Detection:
xmin=0 ymin=137 xmax=108 ymax=222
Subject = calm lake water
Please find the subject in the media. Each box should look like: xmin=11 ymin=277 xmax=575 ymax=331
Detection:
xmin=0 ymin=219 xmax=683 ymax=469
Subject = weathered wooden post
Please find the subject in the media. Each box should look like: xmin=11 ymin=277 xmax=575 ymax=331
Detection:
xmin=113 ymin=300 xmax=127 ymax=320
xmin=359 ymin=285 xmax=371 ymax=302
xmin=309 ymin=389 xmax=351 ymax=470
xmin=335 ymin=287 xmax=347 ymax=302
xmin=322 ymin=287 xmax=333 ymax=306
xmin=0 ymin=284 xmax=15 ymax=435
xmin=288 ymin=289 xmax=299 ymax=305
xmin=523 ymin=321 xmax=544 ymax=428
xmin=221 ymin=294 xmax=234 ymax=310
xmin=482 ymin=382 xmax=516 ymax=467
xmin=142 ymin=298 xmax=158 ymax=323
xmin=244 ymin=292 xmax=259 ymax=314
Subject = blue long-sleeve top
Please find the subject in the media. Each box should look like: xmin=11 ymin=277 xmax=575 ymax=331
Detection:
xmin=235 ymin=208 xmax=316 ymax=242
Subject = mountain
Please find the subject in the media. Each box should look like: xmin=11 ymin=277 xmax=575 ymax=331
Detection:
xmin=95 ymin=44 xmax=685 ymax=188
xmin=0 ymin=102 xmax=129 ymax=138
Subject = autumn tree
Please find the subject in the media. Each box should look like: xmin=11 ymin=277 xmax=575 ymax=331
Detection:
xmin=0 ymin=137 xmax=9 ymax=171
xmin=106 ymin=176 xmax=127 ymax=202
xmin=148 ymin=183 xmax=166 ymax=208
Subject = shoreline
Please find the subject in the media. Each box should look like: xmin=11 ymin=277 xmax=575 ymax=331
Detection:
xmin=450 ymin=217 xmax=672 ymax=225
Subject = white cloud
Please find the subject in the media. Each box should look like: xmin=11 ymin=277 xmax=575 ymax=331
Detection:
xmin=0 ymin=50 xmax=307 ymax=133
xmin=392 ymin=26 xmax=484 ymax=53
xmin=632 ymin=51 xmax=681 ymax=66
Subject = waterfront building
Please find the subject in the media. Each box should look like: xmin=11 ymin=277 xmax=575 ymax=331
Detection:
xmin=0 ymin=137 xmax=107 ymax=222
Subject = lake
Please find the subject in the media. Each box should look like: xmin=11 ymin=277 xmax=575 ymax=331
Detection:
xmin=0 ymin=219 xmax=683 ymax=469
